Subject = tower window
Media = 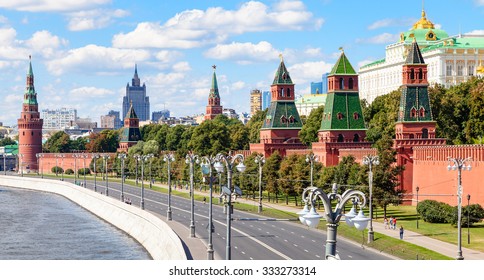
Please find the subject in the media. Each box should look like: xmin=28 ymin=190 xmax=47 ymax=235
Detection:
xmin=349 ymin=78 xmax=354 ymax=89
xmin=410 ymin=107 xmax=417 ymax=118
xmin=337 ymin=134 xmax=344 ymax=142
xmin=422 ymin=128 xmax=429 ymax=139
xmin=353 ymin=134 xmax=360 ymax=142
xmin=419 ymin=107 xmax=425 ymax=117
xmin=287 ymin=88 xmax=291 ymax=97
xmin=410 ymin=69 xmax=415 ymax=80
xmin=418 ymin=68 xmax=423 ymax=80
xmin=339 ymin=78 xmax=344 ymax=89
xmin=353 ymin=112 xmax=359 ymax=120
xmin=337 ymin=112 xmax=343 ymax=120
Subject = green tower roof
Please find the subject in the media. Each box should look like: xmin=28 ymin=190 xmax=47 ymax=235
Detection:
xmin=24 ymin=56 xmax=38 ymax=105
xmin=272 ymin=57 xmax=293 ymax=85
xmin=210 ymin=66 xmax=220 ymax=98
xmin=261 ymin=101 xmax=302 ymax=129
xmin=329 ymin=51 xmax=356 ymax=75
xmin=126 ymin=101 xmax=138 ymax=119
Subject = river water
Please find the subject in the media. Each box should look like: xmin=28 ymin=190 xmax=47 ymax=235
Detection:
xmin=0 ymin=185 xmax=151 ymax=260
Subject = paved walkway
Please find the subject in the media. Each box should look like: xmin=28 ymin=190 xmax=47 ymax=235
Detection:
xmin=151 ymin=181 xmax=484 ymax=260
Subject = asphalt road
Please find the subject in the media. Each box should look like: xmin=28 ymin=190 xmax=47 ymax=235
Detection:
xmin=26 ymin=174 xmax=392 ymax=260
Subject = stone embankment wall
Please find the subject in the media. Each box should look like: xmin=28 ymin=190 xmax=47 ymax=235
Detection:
xmin=0 ymin=176 xmax=187 ymax=260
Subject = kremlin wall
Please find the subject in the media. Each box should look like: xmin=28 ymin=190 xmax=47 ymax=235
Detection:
xmin=16 ymin=9 xmax=484 ymax=208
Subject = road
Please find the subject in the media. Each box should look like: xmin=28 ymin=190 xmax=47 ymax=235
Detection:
xmin=27 ymin=174 xmax=393 ymax=260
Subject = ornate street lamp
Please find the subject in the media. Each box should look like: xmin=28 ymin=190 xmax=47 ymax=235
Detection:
xmin=134 ymin=154 xmax=153 ymax=209
xmin=55 ymin=154 xmax=59 ymax=177
xmin=298 ymin=183 xmax=369 ymax=259
xmin=102 ymin=154 xmax=110 ymax=196
xmin=73 ymin=154 xmax=79 ymax=184
xmin=200 ymin=155 xmax=217 ymax=260
xmin=214 ymin=153 xmax=246 ymax=260
xmin=118 ymin=153 xmax=127 ymax=202
xmin=363 ymin=155 xmax=379 ymax=243
xmin=447 ymin=156 xmax=472 ymax=260
xmin=416 ymin=186 xmax=420 ymax=229
xmin=60 ymin=154 xmax=65 ymax=181
xmin=92 ymin=154 xmax=100 ymax=192
xmin=35 ymin=153 xmax=41 ymax=177
xmin=163 ymin=153 xmax=175 ymax=221
xmin=19 ymin=153 xmax=24 ymax=177
xmin=254 ymin=154 xmax=265 ymax=213
xmin=185 ymin=152 xmax=200 ymax=238
xmin=3 ymin=153 xmax=6 ymax=175
xmin=467 ymin=194 xmax=471 ymax=244
xmin=306 ymin=153 xmax=318 ymax=187
xmin=81 ymin=154 xmax=87 ymax=187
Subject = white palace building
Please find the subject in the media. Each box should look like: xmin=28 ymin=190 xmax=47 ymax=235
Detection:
xmin=359 ymin=8 xmax=484 ymax=103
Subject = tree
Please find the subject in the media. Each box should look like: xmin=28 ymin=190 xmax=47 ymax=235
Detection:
xmin=365 ymin=90 xmax=401 ymax=143
xmin=0 ymin=137 xmax=16 ymax=147
xmin=188 ymin=121 xmax=230 ymax=155
xmin=262 ymin=151 xmax=281 ymax=203
xmin=229 ymin=122 xmax=249 ymax=150
xmin=464 ymin=78 xmax=484 ymax=142
xmin=43 ymin=131 xmax=71 ymax=153
xmin=166 ymin=125 xmax=187 ymax=151
xmin=371 ymin=135 xmax=403 ymax=218
xmin=85 ymin=130 xmax=119 ymax=152
xmin=298 ymin=105 xmax=324 ymax=146
xmin=246 ymin=109 xmax=267 ymax=143
xmin=143 ymin=139 xmax=160 ymax=155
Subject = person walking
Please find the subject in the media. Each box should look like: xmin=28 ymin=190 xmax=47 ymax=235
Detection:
xmin=393 ymin=217 xmax=397 ymax=230
xmin=384 ymin=217 xmax=389 ymax=229
xmin=389 ymin=216 xmax=394 ymax=229
xmin=399 ymin=225 xmax=404 ymax=239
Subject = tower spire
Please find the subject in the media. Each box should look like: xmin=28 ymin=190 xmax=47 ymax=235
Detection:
xmin=132 ymin=64 xmax=140 ymax=86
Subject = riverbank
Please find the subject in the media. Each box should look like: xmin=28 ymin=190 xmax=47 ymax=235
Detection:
xmin=0 ymin=176 xmax=187 ymax=260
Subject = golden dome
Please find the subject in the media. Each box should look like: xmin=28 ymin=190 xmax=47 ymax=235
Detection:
xmin=477 ymin=63 xmax=484 ymax=74
xmin=412 ymin=9 xmax=435 ymax=30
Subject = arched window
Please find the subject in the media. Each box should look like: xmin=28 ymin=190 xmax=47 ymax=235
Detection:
xmin=422 ymin=128 xmax=429 ymax=139
xmin=349 ymin=78 xmax=354 ymax=89
xmin=353 ymin=134 xmax=360 ymax=142
xmin=410 ymin=69 xmax=415 ymax=80
xmin=419 ymin=107 xmax=425 ymax=117
xmin=280 ymin=88 xmax=284 ymax=97
xmin=337 ymin=134 xmax=344 ymax=142
xmin=339 ymin=78 xmax=344 ymax=89
xmin=287 ymin=88 xmax=291 ymax=97
xmin=409 ymin=134 xmax=415 ymax=139
xmin=353 ymin=112 xmax=359 ymax=120
xmin=418 ymin=68 xmax=423 ymax=80
xmin=337 ymin=112 xmax=343 ymax=120
xmin=410 ymin=107 xmax=417 ymax=118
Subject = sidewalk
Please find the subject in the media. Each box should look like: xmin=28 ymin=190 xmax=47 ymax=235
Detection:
xmin=153 ymin=180 xmax=484 ymax=260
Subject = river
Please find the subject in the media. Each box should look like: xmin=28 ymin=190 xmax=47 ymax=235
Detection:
xmin=0 ymin=185 xmax=151 ymax=260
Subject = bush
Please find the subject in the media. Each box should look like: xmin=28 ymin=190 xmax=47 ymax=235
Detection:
xmin=417 ymin=200 xmax=453 ymax=223
xmin=78 ymin=168 xmax=91 ymax=175
xmin=65 ymin=169 xmax=74 ymax=175
xmin=51 ymin=166 xmax=64 ymax=174
xmin=450 ymin=204 xmax=484 ymax=227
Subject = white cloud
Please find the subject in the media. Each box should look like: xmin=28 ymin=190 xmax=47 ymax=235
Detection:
xmin=466 ymin=30 xmax=484 ymax=35
xmin=356 ymin=33 xmax=399 ymax=44
xmin=155 ymin=50 xmax=183 ymax=63
xmin=205 ymin=41 xmax=280 ymax=64
xmin=0 ymin=15 xmax=8 ymax=24
xmin=287 ymin=60 xmax=333 ymax=86
xmin=112 ymin=0 xmax=323 ymax=49
xmin=368 ymin=18 xmax=416 ymax=30
xmin=0 ymin=0 xmax=111 ymax=12
xmin=231 ymin=81 xmax=246 ymax=91
xmin=25 ymin=30 xmax=68 ymax=58
xmin=70 ymin=87 xmax=115 ymax=100
xmin=476 ymin=0 xmax=484 ymax=6
xmin=46 ymin=45 xmax=151 ymax=76
xmin=67 ymin=9 xmax=130 ymax=31
xmin=172 ymin=61 xmax=191 ymax=72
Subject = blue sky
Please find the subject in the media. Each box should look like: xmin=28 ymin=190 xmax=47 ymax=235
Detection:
xmin=0 ymin=0 xmax=484 ymax=127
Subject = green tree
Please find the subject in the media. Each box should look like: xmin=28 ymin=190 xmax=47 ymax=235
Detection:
xmin=166 ymin=125 xmax=187 ymax=151
xmin=263 ymin=151 xmax=281 ymax=203
xmin=464 ymin=79 xmax=484 ymax=142
xmin=43 ymin=131 xmax=71 ymax=153
xmin=188 ymin=121 xmax=230 ymax=155
xmin=143 ymin=139 xmax=160 ymax=155
xmin=229 ymin=122 xmax=249 ymax=150
xmin=85 ymin=130 xmax=119 ymax=152
xmin=365 ymin=90 xmax=401 ymax=143
xmin=246 ymin=109 xmax=267 ymax=143
xmin=298 ymin=105 xmax=324 ymax=146
xmin=0 ymin=137 xmax=16 ymax=147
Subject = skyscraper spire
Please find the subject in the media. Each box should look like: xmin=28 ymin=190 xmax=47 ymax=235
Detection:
xmin=132 ymin=64 xmax=140 ymax=86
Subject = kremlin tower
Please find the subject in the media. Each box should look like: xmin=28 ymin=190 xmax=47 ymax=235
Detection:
xmin=204 ymin=65 xmax=223 ymax=120
xmin=17 ymin=56 xmax=43 ymax=172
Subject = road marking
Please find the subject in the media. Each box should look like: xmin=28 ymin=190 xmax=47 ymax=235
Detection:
xmin=315 ymin=255 xmax=321 ymax=258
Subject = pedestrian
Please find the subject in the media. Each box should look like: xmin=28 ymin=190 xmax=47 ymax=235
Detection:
xmin=383 ymin=217 xmax=389 ymax=229
xmin=203 ymin=197 xmax=206 ymax=204
xmin=392 ymin=217 xmax=397 ymax=230
xmin=399 ymin=225 xmax=404 ymax=239
xmin=389 ymin=216 xmax=394 ymax=229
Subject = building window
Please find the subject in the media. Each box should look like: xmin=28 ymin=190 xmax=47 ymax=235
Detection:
xmin=337 ymin=134 xmax=344 ymax=142
xmin=457 ymin=64 xmax=464 ymax=76
xmin=353 ymin=112 xmax=359 ymax=120
xmin=349 ymin=78 xmax=354 ymax=89
xmin=410 ymin=107 xmax=417 ymax=118
xmin=410 ymin=69 xmax=415 ymax=80
xmin=422 ymin=128 xmax=429 ymax=139
xmin=419 ymin=107 xmax=425 ymax=117
xmin=287 ymin=88 xmax=291 ymax=97
xmin=339 ymin=78 xmax=344 ymax=89
xmin=468 ymin=65 xmax=475 ymax=76
xmin=446 ymin=64 xmax=453 ymax=76
xmin=337 ymin=112 xmax=343 ymax=120
xmin=353 ymin=134 xmax=360 ymax=142
xmin=418 ymin=68 xmax=423 ymax=80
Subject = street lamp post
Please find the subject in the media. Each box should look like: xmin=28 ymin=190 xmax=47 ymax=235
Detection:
xmin=447 ymin=156 xmax=472 ymax=260
xmin=297 ymin=183 xmax=369 ymax=259
xmin=214 ymin=153 xmax=246 ymax=260
xmin=60 ymin=154 xmax=65 ymax=181
xmin=3 ymin=153 xmax=6 ymax=175
xmin=55 ymin=154 xmax=59 ymax=177
xmin=163 ymin=153 xmax=175 ymax=221
xmin=92 ymin=154 xmax=100 ymax=192
xmin=363 ymin=155 xmax=379 ymax=243
xmin=19 ymin=154 xmax=24 ymax=177
xmin=135 ymin=155 xmax=139 ymax=186
xmin=102 ymin=155 xmax=110 ymax=196
xmin=35 ymin=153 xmax=40 ymax=176
xmin=82 ymin=154 xmax=87 ymax=187
xmin=254 ymin=154 xmax=265 ymax=213
xmin=118 ymin=153 xmax=127 ymax=202
xmin=149 ymin=156 xmax=153 ymax=189
xmin=467 ymin=194 xmax=471 ymax=244
xmin=201 ymin=155 xmax=217 ymax=260
xmin=306 ymin=153 xmax=317 ymax=187
xmin=185 ymin=152 xmax=200 ymax=238
xmin=416 ymin=186 xmax=420 ymax=229
xmin=73 ymin=154 xmax=78 ymax=184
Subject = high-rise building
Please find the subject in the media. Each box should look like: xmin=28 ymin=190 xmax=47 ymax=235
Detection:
xmin=42 ymin=108 xmax=77 ymax=130
xmin=123 ymin=65 xmax=149 ymax=121
xmin=17 ymin=57 xmax=43 ymax=171
xmin=261 ymin=91 xmax=271 ymax=110
xmin=152 ymin=110 xmax=170 ymax=122
xmin=101 ymin=110 xmax=121 ymax=130
xmin=359 ymin=7 xmax=484 ymax=103
xmin=250 ymin=89 xmax=262 ymax=116
xmin=205 ymin=65 xmax=223 ymax=120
